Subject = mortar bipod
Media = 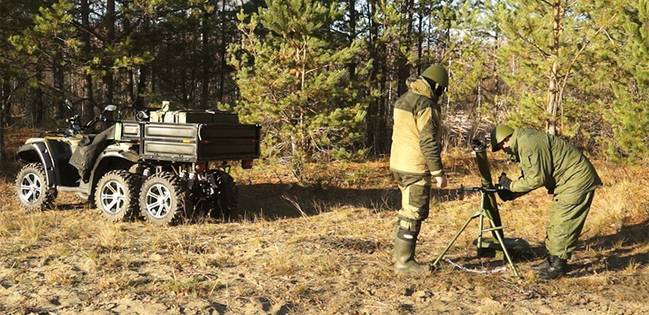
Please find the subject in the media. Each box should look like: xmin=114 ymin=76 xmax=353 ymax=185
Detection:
xmin=430 ymin=186 xmax=521 ymax=278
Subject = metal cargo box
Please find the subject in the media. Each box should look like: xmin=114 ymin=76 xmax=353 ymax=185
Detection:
xmin=139 ymin=123 xmax=260 ymax=162
xmin=197 ymin=124 xmax=261 ymax=161
xmin=141 ymin=124 xmax=197 ymax=162
xmin=149 ymin=110 xmax=239 ymax=124
xmin=115 ymin=121 xmax=141 ymax=142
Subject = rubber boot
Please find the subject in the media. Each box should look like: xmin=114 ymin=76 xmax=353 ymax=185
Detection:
xmin=531 ymin=256 xmax=551 ymax=271
xmin=537 ymin=255 xmax=568 ymax=280
xmin=393 ymin=236 xmax=429 ymax=274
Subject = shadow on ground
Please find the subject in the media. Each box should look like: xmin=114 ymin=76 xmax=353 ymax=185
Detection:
xmin=421 ymin=220 xmax=649 ymax=276
xmin=233 ymin=183 xmax=400 ymax=219
xmin=571 ymin=219 xmax=649 ymax=276
xmin=233 ymin=183 xmax=470 ymax=220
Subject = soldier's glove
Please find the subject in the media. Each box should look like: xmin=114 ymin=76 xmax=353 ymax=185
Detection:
xmin=434 ymin=175 xmax=448 ymax=188
xmin=497 ymin=189 xmax=516 ymax=202
xmin=497 ymin=189 xmax=530 ymax=202
xmin=497 ymin=173 xmax=530 ymax=202
xmin=497 ymin=172 xmax=512 ymax=190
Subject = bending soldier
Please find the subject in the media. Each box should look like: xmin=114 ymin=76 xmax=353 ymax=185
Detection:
xmin=389 ymin=64 xmax=449 ymax=274
xmin=491 ymin=125 xmax=602 ymax=279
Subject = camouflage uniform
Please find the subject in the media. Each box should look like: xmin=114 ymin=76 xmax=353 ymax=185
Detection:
xmin=504 ymin=128 xmax=602 ymax=259
xmin=389 ymin=77 xmax=444 ymax=273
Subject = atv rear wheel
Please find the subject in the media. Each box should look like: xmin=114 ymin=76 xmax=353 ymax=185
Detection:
xmin=210 ymin=171 xmax=238 ymax=217
xmin=15 ymin=163 xmax=56 ymax=212
xmin=95 ymin=170 xmax=141 ymax=222
xmin=140 ymin=172 xmax=186 ymax=225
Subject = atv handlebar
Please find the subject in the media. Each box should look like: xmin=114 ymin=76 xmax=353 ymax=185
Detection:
xmin=64 ymin=115 xmax=83 ymax=136
xmin=60 ymin=105 xmax=118 ymax=137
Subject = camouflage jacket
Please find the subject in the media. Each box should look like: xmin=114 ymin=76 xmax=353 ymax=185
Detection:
xmin=507 ymin=128 xmax=602 ymax=204
xmin=389 ymin=78 xmax=444 ymax=176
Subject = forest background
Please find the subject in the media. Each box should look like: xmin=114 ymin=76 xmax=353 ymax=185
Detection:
xmin=1 ymin=2 xmax=649 ymax=313
xmin=1 ymin=0 xmax=648 ymax=181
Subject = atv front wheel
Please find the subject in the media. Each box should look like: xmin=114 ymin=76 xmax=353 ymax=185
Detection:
xmin=15 ymin=163 xmax=56 ymax=212
xmin=95 ymin=170 xmax=141 ymax=221
xmin=139 ymin=172 xmax=186 ymax=225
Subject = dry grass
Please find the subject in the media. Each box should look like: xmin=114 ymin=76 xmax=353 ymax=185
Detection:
xmin=0 ymin=148 xmax=647 ymax=313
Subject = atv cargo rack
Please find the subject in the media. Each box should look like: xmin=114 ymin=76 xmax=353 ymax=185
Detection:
xmin=118 ymin=121 xmax=261 ymax=163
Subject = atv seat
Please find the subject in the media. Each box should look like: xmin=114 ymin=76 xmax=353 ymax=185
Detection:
xmin=69 ymin=126 xmax=115 ymax=181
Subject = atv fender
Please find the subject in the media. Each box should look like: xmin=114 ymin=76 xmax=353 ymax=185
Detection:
xmin=88 ymin=147 xmax=140 ymax=188
xmin=16 ymin=141 xmax=57 ymax=189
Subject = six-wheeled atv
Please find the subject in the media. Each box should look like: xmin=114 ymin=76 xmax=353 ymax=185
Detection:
xmin=15 ymin=103 xmax=261 ymax=225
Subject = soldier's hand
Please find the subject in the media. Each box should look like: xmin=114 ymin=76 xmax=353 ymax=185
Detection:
xmin=498 ymin=173 xmax=512 ymax=190
xmin=435 ymin=175 xmax=448 ymax=188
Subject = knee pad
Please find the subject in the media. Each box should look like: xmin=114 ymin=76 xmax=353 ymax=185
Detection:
xmin=396 ymin=217 xmax=422 ymax=241
xmin=399 ymin=181 xmax=431 ymax=221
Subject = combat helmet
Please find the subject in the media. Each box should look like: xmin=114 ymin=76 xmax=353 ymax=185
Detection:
xmin=490 ymin=124 xmax=514 ymax=152
xmin=421 ymin=64 xmax=449 ymax=87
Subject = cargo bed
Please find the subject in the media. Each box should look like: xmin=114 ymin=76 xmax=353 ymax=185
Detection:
xmin=119 ymin=121 xmax=261 ymax=163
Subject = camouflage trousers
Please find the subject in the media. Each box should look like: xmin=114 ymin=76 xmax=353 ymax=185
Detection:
xmin=546 ymin=191 xmax=595 ymax=259
xmin=393 ymin=172 xmax=432 ymax=237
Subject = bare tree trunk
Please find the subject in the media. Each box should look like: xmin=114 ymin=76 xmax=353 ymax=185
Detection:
xmin=32 ymin=71 xmax=44 ymax=127
xmin=151 ymin=66 xmax=157 ymax=96
xmin=348 ymin=0 xmax=356 ymax=82
xmin=104 ymin=0 xmax=116 ymax=105
xmin=181 ymin=68 xmax=188 ymax=107
xmin=123 ymin=0 xmax=135 ymax=106
xmin=219 ymin=0 xmax=227 ymax=103
xmin=136 ymin=66 xmax=147 ymax=109
xmin=0 ymin=110 xmax=4 ymax=160
xmin=379 ymin=58 xmax=390 ymax=154
xmin=416 ymin=2 xmax=424 ymax=73
xmin=81 ymin=0 xmax=95 ymax=122
xmin=493 ymin=29 xmax=500 ymax=95
xmin=396 ymin=0 xmax=414 ymax=96
xmin=127 ymin=68 xmax=135 ymax=106
xmin=136 ymin=14 xmax=150 ymax=109
xmin=547 ymin=61 xmax=560 ymax=135
xmin=200 ymin=8 xmax=211 ymax=109
xmin=53 ymin=53 xmax=65 ymax=119
xmin=0 ymin=81 xmax=9 ymax=161
xmin=365 ymin=0 xmax=379 ymax=153
xmin=546 ymin=0 xmax=564 ymax=135
xmin=2 ymin=84 xmax=11 ymax=127
xmin=444 ymin=15 xmax=452 ymax=113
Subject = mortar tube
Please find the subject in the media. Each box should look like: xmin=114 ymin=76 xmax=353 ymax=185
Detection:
xmin=472 ymin=145 xmax=504 ymax=240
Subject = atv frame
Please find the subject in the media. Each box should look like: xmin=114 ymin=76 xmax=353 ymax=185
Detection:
xmin=15 ymin=105 xmax=261 ymax=225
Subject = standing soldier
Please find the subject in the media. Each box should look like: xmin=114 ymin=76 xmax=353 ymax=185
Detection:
xmin=491 ymin=125 xmax=602 ymax=279
xmin=390 ymin=64 xmax=448 ymax=274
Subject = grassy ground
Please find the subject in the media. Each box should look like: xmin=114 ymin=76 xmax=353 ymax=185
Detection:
xmin=0 ymin=149 xmax=648 ymax=314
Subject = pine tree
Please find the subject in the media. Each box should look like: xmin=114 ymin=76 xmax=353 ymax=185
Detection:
xmin=8 ymin=0 xmax=77 ymax=125
xmin=601 ymin=0 xmax=649 ymax=161
xmin=441 ymin=1 xmax=501 ymax=143
xmin=492 ymin=0 xmax=604 ymax=136
xmin=229 ymin=0 xmax=367 ymax=181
